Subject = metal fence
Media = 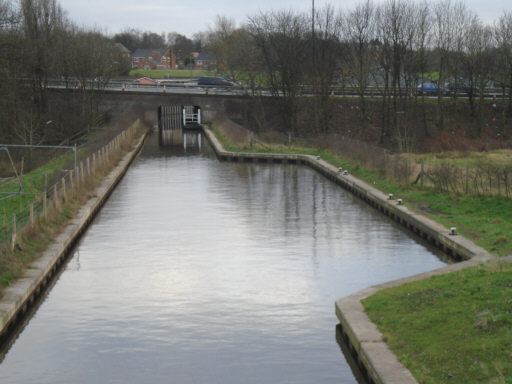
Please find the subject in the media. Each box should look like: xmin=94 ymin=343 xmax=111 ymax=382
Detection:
xmin=0 ymin=124 xmax=139 ymax=250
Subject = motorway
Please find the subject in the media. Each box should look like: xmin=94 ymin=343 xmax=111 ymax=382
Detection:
xmin=45 ymin=78 xmax=506 ymax=99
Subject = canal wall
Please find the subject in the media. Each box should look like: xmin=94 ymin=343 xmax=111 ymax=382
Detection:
xmin=203 ymin=126 xmax=492 ymax=384
xmin=0 ymin=131 xmax=148 ymax=343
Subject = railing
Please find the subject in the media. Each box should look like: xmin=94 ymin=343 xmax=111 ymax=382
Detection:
xmin=38 ymin=77 xmax=509 ymax=98
xmin=183 ymin=106 xmax=201 ymax=126
xmin=0 ymin=124 xmax=140 ymax=250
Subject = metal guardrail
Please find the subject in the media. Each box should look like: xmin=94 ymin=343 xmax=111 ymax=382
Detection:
xmin=22 ymin=77 xmax=509 ymax=98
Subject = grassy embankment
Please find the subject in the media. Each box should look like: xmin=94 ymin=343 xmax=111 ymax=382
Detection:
xmin=211 ymin=124 xmax=512 ymax=384
xmin=128 ymin=69 xmax=217 ymax=78
xmin=0 ymin=120 xmax=147 ymax=292
xmin=363 ymin=261 xmax=512 ymax=384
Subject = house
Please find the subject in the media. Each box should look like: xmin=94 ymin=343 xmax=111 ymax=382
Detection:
xmin=194 ymin=52 xmax=216 ymax=70
xmin=115 ymin=43 xmax=131 ymax=60
xmin=132 ymin=48 xmax=176 ymax=70
xmin=134 ymin=77 xmax=157 ymax=86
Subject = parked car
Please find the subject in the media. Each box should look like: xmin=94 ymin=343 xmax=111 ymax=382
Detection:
xmin=197 ymin=76 xmax=234 ymax=88
xmin=417 ymin=81 xmax=450 ymax=95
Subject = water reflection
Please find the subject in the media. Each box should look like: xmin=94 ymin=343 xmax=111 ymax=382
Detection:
xmin=336 ymin=325 xmax=370 ymax=384
xmin=159 ymin=130 xmax=202 ymax=152
xmin=0 ymin=133 xmax=447 ymax=384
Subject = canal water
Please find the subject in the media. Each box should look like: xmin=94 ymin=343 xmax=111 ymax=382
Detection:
xmin=0 ymin=132 xmax=447 ymax=383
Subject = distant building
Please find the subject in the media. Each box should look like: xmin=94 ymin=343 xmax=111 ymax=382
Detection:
xmin=134 ymin=77 xmax=157 ymax=85
xmin=132 ymin=48 xmax=176 ymax=70
xmin=115 ymin=43 xmax=131 ymax=60
xmin=194 ymin=52 xmax=217 ymax=70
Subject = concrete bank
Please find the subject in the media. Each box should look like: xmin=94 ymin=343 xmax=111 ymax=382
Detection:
xmin=203 ymin=126 xmax=492 ymax=384
xmin=0 ymin=132 xmax=147 ymax=342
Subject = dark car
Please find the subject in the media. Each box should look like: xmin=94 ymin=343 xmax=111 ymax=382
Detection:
xmin=446 ymin=81 xmax=477 ymax=96
xmin=417 ymin=81 xmax=450 ymax=95
xmin=197 ymin=76 xmax=234 ymax=88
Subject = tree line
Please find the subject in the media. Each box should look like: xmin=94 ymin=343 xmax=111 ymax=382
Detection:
xmin=2 ymin=0 xmax=512 ymax=154
xmin=204 ymin=1 xmax=512 ymax=147
xmin=0 ymin=0 xmax=130 ymax=153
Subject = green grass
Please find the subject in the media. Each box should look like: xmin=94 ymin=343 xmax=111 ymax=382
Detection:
xmin=129 ymin=69 xmax=218 ymax=78
xmin=0 ymin=152 xmax=75 ymax=219
xmin=363 ymin=261 xmax=512 ymax=384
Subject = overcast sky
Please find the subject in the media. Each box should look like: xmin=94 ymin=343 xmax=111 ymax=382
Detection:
xmin=58 ymin=0 xmax=512 ymax=38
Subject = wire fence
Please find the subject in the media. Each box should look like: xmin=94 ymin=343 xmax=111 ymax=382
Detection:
xmin=0 ymin=123 xmax=140 ymax=250
xmin=250 ymin=128 xmax=512 ymax=198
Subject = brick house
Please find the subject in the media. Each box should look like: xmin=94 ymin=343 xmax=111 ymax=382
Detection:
xmin=132 ymin=48 xmax=176 ymax=70
xmin=115 ymin=43 xmax=131 ymax=60
xmin=194 ymin=52 xmax=217 ymax=70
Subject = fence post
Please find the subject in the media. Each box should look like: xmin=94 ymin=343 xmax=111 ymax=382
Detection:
xmin=421 ymin=161 xmax=424 ymax=187
xmin=11 ymin=214 xmax=16 ymax=251
xmin=80 ymin=162 xmax=84 ymax=184
xmin=69 ymin=170 xmax=74 ymax=191
xmin=54 ymin=185 xmax=58 ymax=209
xmin=87 ymin=157 xmax=90 ymax=176
xmin=43 ymin=192 xmax=47 ymax=221
xmin=466 ymin=166 xmax=469 ymax=195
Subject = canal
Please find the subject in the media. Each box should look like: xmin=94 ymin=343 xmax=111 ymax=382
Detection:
xmin=0 ymin=132 xmax=447 ymax=383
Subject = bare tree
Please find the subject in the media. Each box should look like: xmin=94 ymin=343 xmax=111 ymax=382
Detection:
xmin=495 ymin=12 xmax=512 ymax=119
xmin=206 ymin=15 xmax=236 ymax=71
xmin=433 ymin=0 xmax=457 ymax=130
xmin=376 ymin=0 xmax=415 ymax=148
xmin=463 ymin=18 xmax=495 ymax=134
xmin=409 ymin=1 xmax=432 ymax=136
xmin=21 ymin=0 xmax=64 ymax=112
xmin=344 ymin=0 xmax=376 ymax=125
xmin=248 ymin=10 xmax=309 ymax=134
xmin=113 ymin=28 xmax=142 ymax=52
xmin=311 ymin=5 xmax=344 ymax=133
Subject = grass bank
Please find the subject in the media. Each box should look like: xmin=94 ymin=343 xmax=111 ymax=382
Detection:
xmin=363 ymin=260 xmax=512 ymax=384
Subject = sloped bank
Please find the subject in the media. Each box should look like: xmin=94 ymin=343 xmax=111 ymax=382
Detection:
xmin=0 ymin=131 xmax=148 ymax=343
xmin=203 ymin=126 xmax=492 ymax=384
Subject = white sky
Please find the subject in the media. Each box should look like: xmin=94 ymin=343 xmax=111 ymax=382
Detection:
xmin=57 ymin=0 xmax=512 ymax=38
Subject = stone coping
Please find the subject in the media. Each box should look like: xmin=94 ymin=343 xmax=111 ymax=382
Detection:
xmin=0 ymin=132 xmax=147 ymax=340
xmin=202 ymin=126 xmax=493 ymax=384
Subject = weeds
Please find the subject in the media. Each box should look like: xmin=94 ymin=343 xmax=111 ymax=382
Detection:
xmin=0 ymin=120 xmax=147 ymax=293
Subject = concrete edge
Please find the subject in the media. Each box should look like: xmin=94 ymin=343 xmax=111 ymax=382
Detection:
xmin=202 ymin=125 xmax=494 ymax=384
xmin=0 ymin=131 xmax=148 ymax=340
